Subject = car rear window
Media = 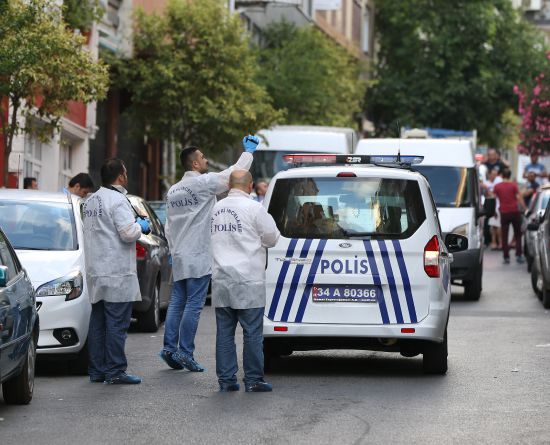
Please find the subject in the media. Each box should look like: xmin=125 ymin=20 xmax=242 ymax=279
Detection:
xmin=268 ymin=177 xmax=426 ymax=239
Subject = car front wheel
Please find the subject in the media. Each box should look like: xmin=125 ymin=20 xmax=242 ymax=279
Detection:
xmin=2 ymin=330 xmax=37 ymax=405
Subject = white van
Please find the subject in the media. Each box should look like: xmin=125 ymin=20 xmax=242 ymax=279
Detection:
xmin=355 ymin=138 xmax=484 ymax=300
xmin=251 ymin=126 xmax=356 ymax=180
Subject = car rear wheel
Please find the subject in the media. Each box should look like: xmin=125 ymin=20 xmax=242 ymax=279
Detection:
xmin=463 ymin=265 xmax=482 ymax=301
xmin=531 ymin=264 xmax=543 ymax=299
xmin=422 ymin=329 xmax=448 ymax=375
xmin=2 ymin=330 xmax=37 ymax=405
xmin=137 ymin=280 xmax=160 ymax=332
xmin=542 ymin=287 xmax=550 ymax=309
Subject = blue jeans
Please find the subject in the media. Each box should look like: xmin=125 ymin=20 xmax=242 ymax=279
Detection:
xmin=163 ymin=275 xmax=210 ymax=357
xmin=88 ymin=301 xmax=133 ymax=380
xmin=215 ymin=307 xmax=264 ymax=386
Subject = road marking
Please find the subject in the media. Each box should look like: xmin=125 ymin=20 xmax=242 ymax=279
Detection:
xmin=535 ymin=343 xmax=550 ymax=347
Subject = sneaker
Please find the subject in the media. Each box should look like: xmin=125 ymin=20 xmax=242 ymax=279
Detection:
xmin=517 ymin=255 xmax=525 ymax=264
xmin=159 ymin=349 xmax=184 ymax=370
xmin=503 ymin=258 xmax=510 ymax=264
xmin=219 ymin=382 xmax=240 ymax=392
xmin=245 ymin=381 xmax=273 ymax=393
xmin=89 ymin=375 xmax=105 ymax=383
xmin=172 ymin=351 xmax=205 ymax=372
xmin=105 ymin=373 xmax=142 ymax=385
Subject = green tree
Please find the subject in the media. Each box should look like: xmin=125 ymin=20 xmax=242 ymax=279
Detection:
xmin=114 ymin=0 xmax=281 ymax=154
xmin=367 ymin=0 xmax=548 ymax=146
xmin=257 ymin=21 xmax=365 ymax=127
xmin=63 ymin=0 xmax=104 ymax=33
xmin=0 ymin=0 xmax=109 ymax=185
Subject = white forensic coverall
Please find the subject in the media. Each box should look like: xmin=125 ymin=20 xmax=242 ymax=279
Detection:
xmin=82 ymin=186 xmax=142 ymax=303
xmin=165 ymin=152 xmax=253 ymax=281
xmin=211 ymin=189 xmax=280 ymax=309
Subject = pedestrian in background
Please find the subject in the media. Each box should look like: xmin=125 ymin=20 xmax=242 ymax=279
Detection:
xmin=523 ymin=151 xmax=547 ymax=185
xmin=483 ymin=148 xmax=508 ymax=174
xmin=63 ymin=173 xmax=95 ymax=198
xmin=23 ymin=177 xmax=38 ymax=190
xmin=159 ymin=135 xmax=260 ymax=372
xmin=82 ymin=158 xmax=151 ymax=384
xmin=254 ymin=180 xmax=268 ymax=204
xmin=493 ymin=168 xmax=526 ymax=264
xmin=522 ymin=170 xmax=540 ymax=209
xmin=211 ymin=170 xmax=280 ymax=392
xmin=482 ymin=167 xmax=503 ymax=250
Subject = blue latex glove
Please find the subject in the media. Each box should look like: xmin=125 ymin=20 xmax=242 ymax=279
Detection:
xmin=137 ymin=217 xmax=151 ymax=235
xmin=242 ymin=135 xmax=260 ymax=153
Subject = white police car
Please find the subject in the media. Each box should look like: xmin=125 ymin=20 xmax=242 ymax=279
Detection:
xmin=262 ymin=154 xmax=468 ymax=374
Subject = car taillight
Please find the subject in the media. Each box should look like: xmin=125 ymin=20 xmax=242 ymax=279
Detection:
xmin=337 ymin=172 xmax=357 ymax=177
xmin=424 ymin=235 xmax=440 ymax=278
xmin=136 ymin=242 xmax=147 ymax=260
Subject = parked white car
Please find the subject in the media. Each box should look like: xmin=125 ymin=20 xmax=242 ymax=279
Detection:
xmin=0 ymin=190 xmax=90 ymax=370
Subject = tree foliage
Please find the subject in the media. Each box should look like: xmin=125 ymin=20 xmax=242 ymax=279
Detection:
xmin=63 ymin=0 xmax=104 ymax=33
xmin=367 ymin=0 xmax=548 ymax=146
xmin=515 ymin=54 xmax=550 ymax=154
xmin=114 ymin=0 xmax=281 ymax=154
xmin=0 ymin=0 xmax=109 ymax=184
xmin=257 ymin=21 xmax=365 ymax=127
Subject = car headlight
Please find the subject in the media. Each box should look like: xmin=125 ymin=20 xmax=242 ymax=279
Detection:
xmin=451 ymin=223 xmax=469 ymax=237
xmin=36 ymin=271 xmax=83 ymax=301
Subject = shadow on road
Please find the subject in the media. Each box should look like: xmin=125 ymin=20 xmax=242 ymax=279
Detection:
xmin=266 ymin=351 xmax=432 ymax=377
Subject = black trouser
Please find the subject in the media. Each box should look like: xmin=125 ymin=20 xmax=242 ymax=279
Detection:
xmin=500 ymin=212 xmax=522 ymax=259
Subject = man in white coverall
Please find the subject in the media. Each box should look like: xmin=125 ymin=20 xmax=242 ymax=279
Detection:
xmin=160 ymin=135 xmax=260 ymax=372
xmin=83 ymin=159 xmax=151 ymax=384
xmin=211 ymin=170 xmax=280 ymax=392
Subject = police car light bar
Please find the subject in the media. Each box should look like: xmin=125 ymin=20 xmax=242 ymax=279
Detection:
xmin=282 ymin=154 xmax=424 ymax=166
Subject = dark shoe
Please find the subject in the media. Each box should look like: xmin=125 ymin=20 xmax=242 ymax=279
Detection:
xmin=159 ymin=349 xmax=184 ymax=370
xmin=105 ymin=373 xmax=142 ymax=385
xmin=517 ymin=255 xmax=525 ymax=264
xmin=245 ymin=381 xmax=272 ymax=393
xmin=172 ymin=351 xmax=205 ymax=372
xmin=503 ymin=258 xmax=510 ymax=264
xmin=219 ymin=382 xmax=240 ymax=392
xmin=89 ymin=376 xmax=105 ymax=383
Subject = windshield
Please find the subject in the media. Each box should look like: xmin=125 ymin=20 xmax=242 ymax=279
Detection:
xmin=0 ymin=200 xmax=77 ymax=251
xmin=250 ymin=151 xmax=293 ymax=180
xmin=268 ymin=177 xmax=426 ymax=239
xmin=412 ymin=166 xmax=473 ymax=207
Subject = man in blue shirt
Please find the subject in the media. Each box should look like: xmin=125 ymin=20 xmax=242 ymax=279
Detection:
xmin=523 ymin=152 xmax=547 ymax=185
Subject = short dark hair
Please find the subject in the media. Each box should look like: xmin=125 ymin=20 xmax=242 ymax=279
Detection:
xmin=101 ymin=158 xmax=126 ymax=186
xmin=501 ymin=168 xmax=512 ymax=179
xmin=69 ymin=173 xmax=94 ymax=189
xmin=23 ymin=177 xmax=36 ymax=189
xmin=179 ymin=146 xmax=200 ymax=171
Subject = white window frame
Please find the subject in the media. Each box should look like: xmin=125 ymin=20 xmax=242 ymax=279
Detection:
xmin=23 ymin=133 xmax=43 ymax=185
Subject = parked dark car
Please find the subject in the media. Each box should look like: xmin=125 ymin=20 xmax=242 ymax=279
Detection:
xmin=524 ymin=185 xmax=550 ymax=272
xmin=528 ymin=203 xmax=550 ymax=308
xmin=128 ymin=195 xmax=172 ymax=332
xmin=0 ymin=228 xmax=39 ymax=404
xmin=148 ymin=201 xmax=166 ymax=226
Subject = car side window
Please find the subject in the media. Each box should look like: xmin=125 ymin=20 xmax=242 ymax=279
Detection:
xmin=144 ymin=202 xmax=163 ymax=236
xmin=0 ymin=232 xmax=19 ymax=282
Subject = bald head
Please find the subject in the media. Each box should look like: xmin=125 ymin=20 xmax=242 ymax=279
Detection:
xmin=229 ymin=170 xmax=253 ymax=193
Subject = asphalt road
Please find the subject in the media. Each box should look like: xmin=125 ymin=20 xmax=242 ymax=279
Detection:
xmin=1 ymin=250 xmax=549 ymax=444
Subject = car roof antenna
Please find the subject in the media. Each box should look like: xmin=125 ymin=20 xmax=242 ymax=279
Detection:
xmin=396 ymin=120 xmax=402 ymax=163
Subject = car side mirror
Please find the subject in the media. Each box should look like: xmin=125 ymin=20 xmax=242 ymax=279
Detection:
xmin=445 ymin=233 xmax=468 ymax=253
xmin=0 ymin=265 xmax=8 ymax=287
xmin=527 ymin=222 xmax=540 ymax=231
